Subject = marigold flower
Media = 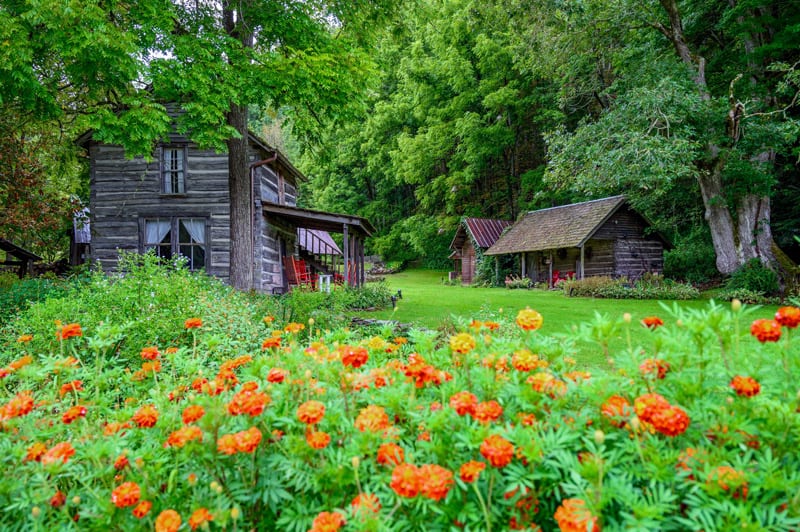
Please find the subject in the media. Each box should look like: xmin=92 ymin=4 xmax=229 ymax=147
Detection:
xmin=449 ymin=391 xmax=478 ymax=416
xmin=184 ymin=318 xmax=202 ymax=329
xmin=261 ymin=336 xmax=282 ymax=349
xmin=41 ymin=442 xmax=75 ymax=466
xmin=8 ymin=355 xmax=33 ymax=371
xmin=390 ymin=463 xmax=421 ymax=498
xmin=511 ymin=349 xmax=544 ymax=372
xmin=459 ymin=460 xmax=486 ymax=483
xmin=59 ymin=380 xmax=83 ymax=397
xmin=419 ymin=464 xmax=454 ymax=501
xmin=103 ymin=421 xmax=131 ymax=436
xmin=266 ymin=367 xmax=288 ymax=383
xmin=480 ymin=434 xmax=514 ymax=468
xmin=17 ymin=334 xmax=33 ymax=343
xmin=516 ymin=307 xmax=543 ymax=331
xmin=377 ymin=442 xmax=405 ymax=466
xmin=354 ymin=405 xmax=391 ymax=433
xmin=182 ymin=405 xmax=205 ymax=424
xmin=449 ymin=333 xmax=476 ymax=354
xmin=641 ymin=316 xmax=664 ymax=329
xmin=227 ymin=388 xmax=270 ymax=417
xmin=750 ymin=318 xmax=781 ymax=342
xmin=297 ymin=400 xmax=325 ymax=425
xmin=155 ymin=509 xmax=182 ymax=532
xmin=351 ymin=492 xmax=381 ymax=515
xmin=601 ymin=395 xmax=632 ymax=427
xmin=306 ymin=430 xmax=331 ymax=450
xmin=2 ymin=390 xmax=35 ymax=420
xmin=132 ymin=500 xmax=152 ymax=518
xmin=50 ymin=491 xmax=66 ymax=508
xmin=284 ymin=322 xmax=305 ymax=334
xmin=234 ymin=426 xmax=262 ymax=453
xmin=56 ymin=323 xmax=83 ymax=340
xmin=554 ymin=498 xmax=599 ymax=532
xmin=132 ymin=404 xmax=159 ymax=428
xmin=62 ymin=405 xmax=87 ymax=424
xmin=341 ymin=345 xmax=369 ymax=368
xmin=25 ymin=442 xmax=47 ymax=463
xmin=310 ymin=511 xmax=346 ymax=532
xmin=633 ymin=393 xmax=669 ymax=424
xmin=189 ymin=507 xmax=214 ymax=530
xmin=217 ymin=434 xmax=238 ymax=455
xmin=639 ymin=358 xmax=670 ymax=379
xmin=111 ymin=482 xmax=141 ymax=508
xmin=473 ymin=400 xmax=503 ymax=424
xmin=140 ymin=346 xmax=160 ymax=360
xmin=775 ymin=306 xmax=800 ymax=328
xmin=708 ymin=466 xmax=748 ymax=499
xmin=114 ymin=454 xmax=129 ymax=470
xmin=165 ymin=425 xmax=204 ymax=448
xmin=650 ymin=405 xmax=690 ymax=437
xmin=730 ymin=375 xmax=761 ymax=397
xmin=518 ymin=412 xmax=537 ymax=427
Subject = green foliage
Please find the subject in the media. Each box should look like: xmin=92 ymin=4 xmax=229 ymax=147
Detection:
xmin=0 ymin=276 xmax=76 ymax=326
xmin=503 ymin=274 xmax=532 ymax=289
xmin=278 ymin=283 xmax=393 ymax=330
xmin=727 ymin=259 xmax=780 ymax=296
xmin=664 ymin=229 xmax=720 ymax=283
xmin=562 ymin=275 xmax=700 ymax=300
xmin=714 ymin=288 xmax=780 ymax=305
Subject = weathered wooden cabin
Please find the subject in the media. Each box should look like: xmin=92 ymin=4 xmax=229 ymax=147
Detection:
xmin=449 ymin=218 xmax=511 ymax=285
xmin=485 ymin=196 xmax=668 ymax=287
xmin=78 ymin=128 xmax=373 ymax=292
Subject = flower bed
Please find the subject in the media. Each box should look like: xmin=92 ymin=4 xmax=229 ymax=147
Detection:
xmin=1 ymin=295 xmax=800 ymax=530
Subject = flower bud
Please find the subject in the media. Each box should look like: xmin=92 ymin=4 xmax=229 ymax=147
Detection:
xmin=630 ymin=417 xmax=641 ymax=432
xmin=210 ymin=481 xmax=221 ymax=493
xmin=31 ymin=507 xmax=41 ymax=518
xmin=623 ymin=313 xmax=632 ymax=324
xmin=230 ymin=507 xmax=240 ymax=520
xmin=351 ymin=456 xmax=360 ymax=469
xmin=308 ymin=318 xmax=315 ymax=325
xmin=71 ymin=496 xmax=81 ymax=505
xmin=731 ymin=299 xmax=742 ymax=312
xmin=594 ymin=429 xmax=605 ymax=445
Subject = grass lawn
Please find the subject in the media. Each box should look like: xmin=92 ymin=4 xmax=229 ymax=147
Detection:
xmin=360 ymin=269 xmax=781 ymax=366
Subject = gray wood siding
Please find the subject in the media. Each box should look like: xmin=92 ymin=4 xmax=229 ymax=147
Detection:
xmin=583 ymin=239 xmax=615 ymax=277
xmin=614 ymin=239 xmax=664 ymax=279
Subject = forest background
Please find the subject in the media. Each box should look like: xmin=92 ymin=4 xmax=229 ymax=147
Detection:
xmin=1 ymin=0 xmax=799 ymax=285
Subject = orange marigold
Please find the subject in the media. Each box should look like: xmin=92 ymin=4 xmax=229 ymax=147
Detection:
xmin=730 ymin=375 xmax=761 ymax=397
xmin=633 ymin=393 xmax=669 ymax=424
xmin=449 ymin=391 xmax=478 ymax=416
xmin=111 ymin=482 xmax=141 ymax=508
xmin=59 ymin=380 xmax=83 ymax=397
xmin=306 ymin=430 xmax=330 ymax=450
xmin=554 ymin=498 xmax=599 ymax=532
xmin=639 ymin=358 xmax=670 ymax=379
xmin=511 ymin=349 xmax=543 ymax=372
xmin=132 ymin=500 xmax=152 ymax=518
xmin=473 ymin=400 xmax=503 ymax=424
xmin=459 ymin=460 xmax=486 ymax=483
xmin=775 ymin=306 xmax=800 ymax=328
xmin=480 ymin=434 xmax=514 ymax=468
xmin=234 ymin=426 xmax=262 ymax=453
xmin=17 ymin=334 xmax=33 ymax=343
xmin=351 ymin=493 xmax=381 ymax=514
xmin=165 ymin=425 xmax=203 ymax=448
xmin=284 ymin=322 xmax=305 ymax=334
xmin=600 ymin=395 xmax=632 ymax=427
xmin=266 ymin=367 xmax=288 ymax=383
xmin=56 ymin=323 xmax=83 ymax=340
xmin=114 ymin=454 xmax=129 ymax=470
xmin=341 ymin=345 xmax=369 ymax=368
xmin=354 ymin=405 xmax=391 ymax=433
xmin=217 ymin=434 xmax=238 ymax=455
xmin=310 ymin=511 xmax=346 ymax=532
xmin=132 ymin=404 xmax=159 ymax=428
xmin=516 ymin=307 xmax=543 ymax=331
xmin=419 ymin=464 xmax=454 ymax=501
xmin=8 ymin=355 xmax=33 ymax=371
xmin=390 ymin=463 xmax=421 ymax=498
xmin=750 ymin=318 xmax=781 ymax=343
xmin=2 ymin=390 xmax=35 ymax=420
xmin=24 ymin=442 xmax=47 ymax=463
xmin=641 ymin=316 xmax=664 ymax=329
xmin=155 ymin=509 xmax=182 ymax=532
xmin=62 ymin=405 xmax=87 ymax=424
xmin=50 ymin=491 xmax=66 ymax=508
xmin=709 ymin=465 xmax=749 ymax=499
xmin=41 ymin=442 xmax=75 ymax=466
xmin=184 ymin=318 xmax=202 ymax=329
xmin=449 ymin=333 xmax=476 ymax=354
xmin=182 ymin=405 xmax=205 ymax=424
xmin=261 ymin=336 xmax=282 ymax=349
xmin=650 ymin=405 xmax=690 ymax=437
xmin=103 ymin=421 xmax=131 ymax=436
xmin=188 ymin=508 xmax=213 ymax=531
xmin=140 ymin=346 xmax=160 ymax=360
xmin=377 ymin=442 xmax=405 ymax=466
xmin=297 ymin=400 xmax=325 ymax=425
xmin=227 ymin=388 xmax=270 ymax=417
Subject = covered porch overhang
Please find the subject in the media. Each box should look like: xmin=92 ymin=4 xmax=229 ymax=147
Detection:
xmin=262 ymin=202 xmax=374 ymax=288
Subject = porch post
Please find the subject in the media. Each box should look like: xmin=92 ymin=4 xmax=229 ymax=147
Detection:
xmin=359 ymin=237 xmax=366 ymax=287
xmin=521 ymin=253 xmax=526 ymax=278
xmin=548 ymin=250 xmax=553 ymax=288
xmin=580 ymin=245 xmax=585 ymax=280
xmin=343 ymin=224 xmax=350 ymax=287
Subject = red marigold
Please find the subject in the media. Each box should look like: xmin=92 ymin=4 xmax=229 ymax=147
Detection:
xmin=310 ymin=511 xmax=346 ymax=532
xmin=132 ymin=404 xmax=159 ymax=428
xmin=449 ymin=391 xmax=478 ymax=416
xmin=261 ymin=336 xmax=282 ymax=349
xmin=651 ymin=405 xmax=690 ymax=437
xmin=50 ymin=490 xmax=66 ymax=508
xmin=459 ymin=460 xmax=486 ymax=483
xmin=266 ymin=367 xmax=288 ymax=383
xmin=24 ymin=442 xmax=47 ymax=463
xmin=419 ymin=464 xmax=454 ymax=501
xmin=132 ymin=500 xmax=152 ymax=518
xmin=62 ymin=405 xmax=87 ymax=424
xmin=354 ymin=405 xmax=391 ymax=432
xmin=114 ymin=454 xmax=129 ymax=470
xmin=165 ymin=425 xmax=204 ymax=448
xmin=182 ymin=405 xmax=205 ymax=424
xmin=140 ymin=346 xmax=160 ymax=360
xmin=41 ymin=442 xmax=75 ymax=466
xmin=633 ymin=393 xmax=670 ymax=424
xmin=184 ymin=318 xmax=202 ymax=329
xmin=306 ymin=430 xmax=330 ymax=450
xmin=352 ymin=492 xmax=381 ymax=514
xmin=775 ymin=306 xmax=800 ymax=328
xmin=111 ymin=482 xmax=141 ymax=508
xmin=449 ymin=333 xmax=476 ymax=354
xmin=56 ymin=323 xmax=83 ymax=340
xmin=601 ymin=395 xmax=632 ymax=427
xmin=59 ymin=380 xmax=83 ymax=397
xmin=750 ymin=318 xmax=781 ymax=343
xmin=188 ymin=507 xmax=213 ymax=530
xmin=472 ymin=400 xmax=503 ymax=424
xmin=480 ymin=434 xmax=514 ymax=468
xmin=377 ymin=442 xmax=405 ymax=466
xmin=516 ymin=307 xmax=543 ymax=331
xmin=2 ymin=390 xmax=35 ymax=420
xmin=234 ymin=426 xmax=262 ymax=453
xmin=390 ymin=463 xmax=421 ymax=498
xmin=554 ymin=498 xmax=599 ymax=532
xmin=641 ymin=316 xmax=664 ymax=329
xmin=297 ymin=400 xmax=325 ymax=425
xmin=730 ymin=375 xmax=761 ymax=397
xmin=217 ymin=434 xmax=238 ymax=455
xmin=341 ymin=345 xmax=369 ymax=368
xmin=155 ymin=509 xmax=182 ymax=532
xmin=639 ymin=358 xmax=670 ymax=379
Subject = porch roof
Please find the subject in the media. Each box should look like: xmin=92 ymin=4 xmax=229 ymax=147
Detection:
xmin=262 ymin=202 xmax=375 ymax=237
xmin=0 ymin=238 xmax=43 ymax=262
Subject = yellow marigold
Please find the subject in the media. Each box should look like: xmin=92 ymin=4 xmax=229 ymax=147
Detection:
xmin=511 ymin=349 xmax=543 ymax=372
xmin=284 ymin=322 xmax=305 ymax=334
xmin=515 ymin=307 xmax=543 ymax=331
xmin=367 ymin=336 xmax=387 ymax=350
xmin=449 ymin=333 xmax=476 ymax=354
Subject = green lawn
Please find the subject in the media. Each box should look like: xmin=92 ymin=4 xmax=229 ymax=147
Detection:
xmin=360 ymin=269 xmax=780 ymax=366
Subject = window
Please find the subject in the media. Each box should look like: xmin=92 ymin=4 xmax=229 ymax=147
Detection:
xmin=161 ymin=146 xmax=186 ymax=194
xmin=143 ymin=217 xmax=206 ymax=270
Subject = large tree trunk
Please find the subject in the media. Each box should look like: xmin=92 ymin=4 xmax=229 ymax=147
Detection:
xmin=226 ymin=102 xmax=254 ymax=291
xmin=697 ymin=162 xmax=740 ymax=274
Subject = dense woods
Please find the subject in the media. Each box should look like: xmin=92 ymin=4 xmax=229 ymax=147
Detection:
xmin=0 ymin=0 xmax=798 ymax=282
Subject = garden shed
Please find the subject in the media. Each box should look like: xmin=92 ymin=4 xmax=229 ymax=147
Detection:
xmin=449 ymin=218 xmax=511 ymax=285
xmin=485 ymin=196 xmax=669 ymax=287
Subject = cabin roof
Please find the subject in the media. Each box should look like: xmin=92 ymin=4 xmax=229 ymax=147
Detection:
xmin=262 ymin=202 xmax=375 ymax=237
xmin=298 ymin=229 xmax=342 ymax=255
xmin=0 ymin=238 xmax=43 ymax=262
xmin=450 ymin=218 xmax=512 ymax=251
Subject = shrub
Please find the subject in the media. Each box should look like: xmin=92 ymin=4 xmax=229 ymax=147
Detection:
xmin=0 ymin=275 xmax=77 ymax=325
xmin=562 ymin=275 xmax=699 ymax=300
xmin=663 ymin=229 xmax=719 ymax=283
xmin=504 ymin=274 xmax=532 ymax=289
xmin=714 ymin=288 xmax=780 ymax=305
xmin=727 ymin=258 xmax=780 ymax=295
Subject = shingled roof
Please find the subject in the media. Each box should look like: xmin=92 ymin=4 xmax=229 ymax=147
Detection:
xmin=485 ymin=196 xmax=631 ymax=255
xmin=450 ymin=218 xmax=512 ymax=251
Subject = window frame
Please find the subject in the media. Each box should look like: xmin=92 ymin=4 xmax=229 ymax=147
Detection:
xmin=159 ymin=144 xmax=188 ymax=195
xmin=140 ymin=216 xmax=209 ymax=272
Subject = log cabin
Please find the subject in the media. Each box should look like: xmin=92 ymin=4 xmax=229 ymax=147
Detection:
xmin=449 ymin=218 xmax=511 ymax=285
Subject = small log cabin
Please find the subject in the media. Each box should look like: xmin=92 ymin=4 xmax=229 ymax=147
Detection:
xmin=485 ymin=196 xmax=669 ymax=287
xmin=78 ymin=122 xmax=373 ymax=293
xmin=449 ymin=218 xmax=511 ymax=285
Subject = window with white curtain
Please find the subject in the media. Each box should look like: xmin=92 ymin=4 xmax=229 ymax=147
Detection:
xmin=161 ymin=146 xmax=186 ymax=194
xmin=143 ymin=217 xmax=207 ymax=270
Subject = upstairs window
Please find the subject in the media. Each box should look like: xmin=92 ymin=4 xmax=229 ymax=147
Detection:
xmin=143 ymin=217 xmax=206 ymax=271
xmin=161 ymin=146 xmax=186 ymax=194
